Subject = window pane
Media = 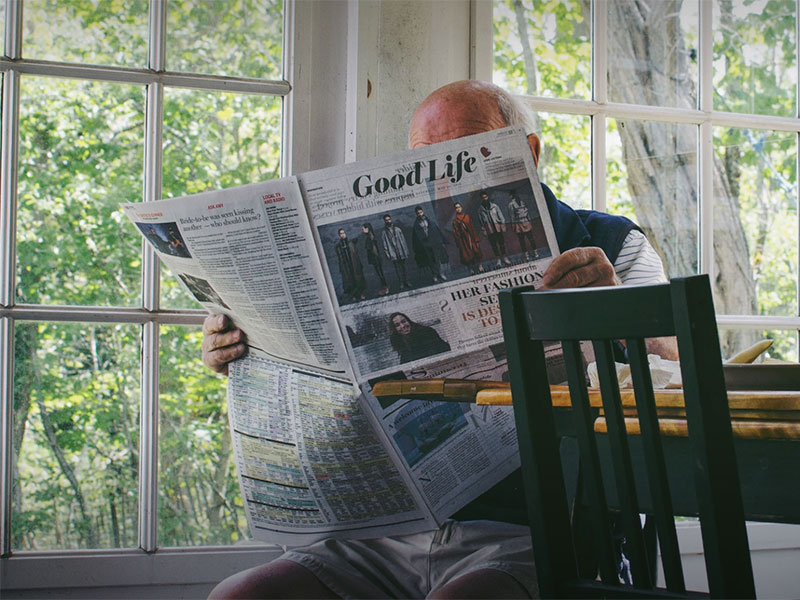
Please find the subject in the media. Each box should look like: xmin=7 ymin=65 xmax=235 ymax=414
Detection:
xmin=713 ymin=0 xmax=797 ymax=117
xmin=159 ymin=325 xmax=249 ymax=546
xmin=493 ymin=0 xmax=590 ymax=100
xmin=12 ymin=322 xmax=140 ymax=550
xmin=167 ymin=0 xmax=283 ymax=79
xmin=718 ymin=328 xmax=798 ymax=363
xmin=608 ymin=0 xmax=698 ymax=108
xmin=161 ymin=88 xmax=282 ymax=308
xmin=22 ymin=0 xmax=149 ymax=67
xmin=17 ymin=76 xmax=144 ymax=306
xmin=606 ymin=119 xmax=698 ymax=277
xmin=713 ymin=127 xmax=798 ymax=319
xmin=536 ymin=112 xmax=591 ymax=210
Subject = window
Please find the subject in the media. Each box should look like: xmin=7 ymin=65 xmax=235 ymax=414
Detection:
xmin=1 ymin=0 xmax=287 ymax=558
xmin=493 ymin=0 xmax=800 ymax=360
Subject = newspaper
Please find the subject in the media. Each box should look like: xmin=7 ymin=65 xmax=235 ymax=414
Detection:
xmin=122 ymin=126 xmax=560 ymax=546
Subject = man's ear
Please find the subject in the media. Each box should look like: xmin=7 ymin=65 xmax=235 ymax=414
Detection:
xmin=526 ymin=133 xmax=541 ymax=167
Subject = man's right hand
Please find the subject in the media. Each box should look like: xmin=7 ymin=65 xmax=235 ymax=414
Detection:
xmin=201 ymin=314 xmax=246 ymax=375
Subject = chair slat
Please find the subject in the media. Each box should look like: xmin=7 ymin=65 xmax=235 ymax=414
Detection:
xmin=627 ymin=338 xmax=686 ymax=593
xmin=670 ymin=278 xmax=755 ymax=599
xmin=593 ymin=339 xmax=652 ymax=589
xmin=502 ymin=287 xmax=578 ymax=599
xmin=562 ymin=340 xmax=619 ymax=585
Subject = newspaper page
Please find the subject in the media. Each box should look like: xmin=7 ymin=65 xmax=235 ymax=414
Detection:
xmin=120 ymin=178 xmax=349 ymax=375
xmin=299 ymin=126 xmax=561 ymax=520
xmin=358 ymin=341 xmax=567 ymax=520
xmin=227 ymin=351 xmax=433 ymax=546
xmin=300 ymin=126 xmax=558 ymax=382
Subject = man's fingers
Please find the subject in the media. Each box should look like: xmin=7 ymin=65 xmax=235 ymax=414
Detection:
xmin=541 ymin=248 xmax=594 ymax=287
xmin=202 ymin=313 xmax=229 ymax=335
xmin=541 ymin=247 xmax=619 ymax=289
xmin=201 ymin=314 xmax=246 ymax=375
xmin=203 ymin=344 xmax=246 ymax=374
xmin=202 ymin=327 xmax=244 ymax=354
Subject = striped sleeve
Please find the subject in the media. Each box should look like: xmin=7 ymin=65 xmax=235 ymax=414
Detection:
xmin=613 ymin=230 xmax=668 ymax=285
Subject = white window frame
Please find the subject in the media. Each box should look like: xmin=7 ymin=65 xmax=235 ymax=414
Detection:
xmin=1 ymin=0 xmax=313 ymax=592
xmin=477 ymin=0 xmax=800 ymax=339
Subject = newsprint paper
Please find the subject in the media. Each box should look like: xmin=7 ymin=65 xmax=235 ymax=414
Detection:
xmin=122 ymin=126 xmax=560 ymax=546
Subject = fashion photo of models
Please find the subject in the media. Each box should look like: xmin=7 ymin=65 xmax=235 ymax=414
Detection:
xmin=507 ymin=189 xmax=540 ymax=262
xmin=361 ymin=222 xmax=390 ymax=296
xmin=334 ymin=228 xmax=366 ymax=303
xmin=317 ymin=180 xmax=550 ymax=305
xmin=411 ymin=205 xmax=448 ymax=283
xmin=451 ymin=201 xmax=483 ymax=275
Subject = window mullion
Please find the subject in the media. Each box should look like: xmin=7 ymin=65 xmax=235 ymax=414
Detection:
xmin=698 ymin=0 xmax=714 ymax=278
xmin=0 ymin=0 xmax=23 ymax=558
xmin=592 ymin=0 xmax=607 ymax=213
xmin=788 ymin=0 xmax=800 ymax=354
xmin=138 ymin=0 xmax=168 ymax=554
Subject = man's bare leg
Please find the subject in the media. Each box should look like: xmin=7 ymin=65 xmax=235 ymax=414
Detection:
xmin=427 ymin=568 xmax=532 ymax=599
xmin=207 ymin=559 xmax=339 ymax=600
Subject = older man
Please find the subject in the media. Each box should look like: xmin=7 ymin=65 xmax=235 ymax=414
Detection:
xmin=205 ymin=80 xmax=676 ymax=599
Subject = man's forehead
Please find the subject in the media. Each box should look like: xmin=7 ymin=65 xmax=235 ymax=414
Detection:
xmin=409 ymin=94 xmax=506 ymax=148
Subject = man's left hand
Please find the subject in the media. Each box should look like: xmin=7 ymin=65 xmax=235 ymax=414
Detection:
xmin=541 ymin=247 xmax=620 ymax=289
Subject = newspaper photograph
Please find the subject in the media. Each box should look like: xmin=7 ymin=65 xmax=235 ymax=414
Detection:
xmin=300 ymin=126 xmax=559 ymax=382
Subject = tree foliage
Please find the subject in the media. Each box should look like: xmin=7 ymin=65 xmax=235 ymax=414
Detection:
xmin=12 ymin=0 xmax=282 ymax=550
xmin=494 ymin=0 xmax=798 ymax=359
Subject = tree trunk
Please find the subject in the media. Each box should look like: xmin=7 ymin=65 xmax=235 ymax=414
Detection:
xmin=36 ymin=396 xmax=99 ymax=548
xmin=11 ymin=323 xmax=37 ymax=549
xmin=606 ymin=0 xmax=757 ymax=354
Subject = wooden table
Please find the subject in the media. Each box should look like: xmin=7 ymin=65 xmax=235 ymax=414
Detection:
xmin=475 ymin=384 xmax=800 ymax=440
xmin=476 ymin=384 xmax=800 ymax=523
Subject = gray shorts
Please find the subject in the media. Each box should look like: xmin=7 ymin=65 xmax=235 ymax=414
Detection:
xmin=280 ymin=519 xmax=539 ymax=599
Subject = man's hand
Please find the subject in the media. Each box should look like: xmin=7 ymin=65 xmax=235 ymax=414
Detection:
xmin=541 ymin=247 xmax=620 ymax=289
xmin=202 ymin=314 xmax=246 ymax=376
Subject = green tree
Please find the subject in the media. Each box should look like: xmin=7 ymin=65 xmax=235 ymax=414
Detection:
xmin=12 ymin=0 xmax=283 ymax=550
xmin=495 ymin=0 xmax=798 ymax=358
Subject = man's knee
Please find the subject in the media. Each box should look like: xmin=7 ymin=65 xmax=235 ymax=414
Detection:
xmin=207 ymin=559 xmax=339 ymax=600
xmin=428 ymin=568 xmax=532 ymax=600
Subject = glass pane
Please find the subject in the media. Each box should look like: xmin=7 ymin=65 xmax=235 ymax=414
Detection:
xmin=159 ymin=325 xmax=249 ymax=546
xmin=608 ymin=0 xmax=698 ymax=108
xmin=718 ymin=328 xmax=798 ymax=363
xmin=12 ymin=322 xmax=140 ymax=550
xmin=22 ymin=0 xmax=149 ymax=67
xmin=167 ymin=0 xmax=283 ymax=79
xmin=713 ymin=0 xmax=797 ymax=117
xmin=536 ymin=112 xmax=591 ymax=210
xmin=493 ymin=0 xmax=590 ymax=100
xmin=161 ymin=88 xmax=282 ymax=308
xmin=606 ymin=119 xmax=698 ymax=277
xmin=17 ymin=76 xmax=144 ymax=306
xmin=713 ymin=127 xmax=798 ymax=321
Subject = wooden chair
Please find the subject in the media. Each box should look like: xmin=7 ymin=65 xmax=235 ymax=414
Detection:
xmin=499 ymin=275 xmax=755 ymax=598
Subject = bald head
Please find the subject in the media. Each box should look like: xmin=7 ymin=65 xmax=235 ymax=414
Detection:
xmin=409 ymin=80 xmax=540 ymax=164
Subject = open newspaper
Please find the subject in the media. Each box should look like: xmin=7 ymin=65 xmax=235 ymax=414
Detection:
xmin=122 ymin=126 xmax=561 ymax=546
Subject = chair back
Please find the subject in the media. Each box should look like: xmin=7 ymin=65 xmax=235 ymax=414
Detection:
xmin=499 ymin=275 xmax=755 ymax=598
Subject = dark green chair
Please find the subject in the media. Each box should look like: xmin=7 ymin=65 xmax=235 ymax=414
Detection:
xmin=499 ymin=275 xmax=755 ymax=598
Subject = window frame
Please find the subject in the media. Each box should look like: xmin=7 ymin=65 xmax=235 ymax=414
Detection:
xmin=481 ymin=0 xmax=800 ymax=340
xmin=1 ymin=0 xmax=296 ymax=569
